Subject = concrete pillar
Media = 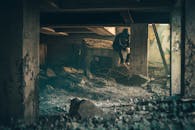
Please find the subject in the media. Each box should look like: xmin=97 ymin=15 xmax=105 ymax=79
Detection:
xmin=0 ymin=0 xmax=39 ymax=125
xmin=130 ymin=24 xmax=148 ymax=76
xmin=184 ymin=0 xmax=195 ymax=98
xmin=171 ymin=0 xmax=182 ymax=95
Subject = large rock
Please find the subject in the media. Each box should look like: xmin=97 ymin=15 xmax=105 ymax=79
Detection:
xmin=69 ymin=98 xmax=103 ymax=120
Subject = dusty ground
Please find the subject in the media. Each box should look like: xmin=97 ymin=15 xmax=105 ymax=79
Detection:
xmin=2 ymin=66 xmax=194 ymax=130
xmin=40 ymin=77 xmax=152 ymax=115
xmin=39 ymin=65 xmax=169 ymax=115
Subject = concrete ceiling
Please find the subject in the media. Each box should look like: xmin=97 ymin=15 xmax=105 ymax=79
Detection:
xmin=40 ymin=0 xmax=176 ymax=35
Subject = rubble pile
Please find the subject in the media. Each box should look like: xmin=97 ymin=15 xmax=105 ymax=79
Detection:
xmin=3 ymin=97 xmax=195 ymax=130
xmin=39 ymin=67 xmax=153 ymax=115
xmin=6 ymin=66 xmax=192 ymax=129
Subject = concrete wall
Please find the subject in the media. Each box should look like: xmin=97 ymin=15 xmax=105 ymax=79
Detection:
xmin=184 ymin=0 xmax=195 ymax=98
xmin=41 ymin=34 xmax=114 ymax=69
xmin=0 ymin=0 xmax=39 ymax=125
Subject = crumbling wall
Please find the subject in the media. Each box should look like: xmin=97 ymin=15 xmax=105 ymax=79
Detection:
xmin=184 ymin=0 xmax=195 ymax=98
xmin=41 ymin=34 xmax=114 ymax=69
xmin=82 ymin=38 xmax=118 ymax=77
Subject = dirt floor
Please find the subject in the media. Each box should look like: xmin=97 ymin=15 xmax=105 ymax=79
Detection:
xmin=1 ymin=65 xmax=195 ymax=130
xmin=39 ymin=65 xmax=169 ymax=116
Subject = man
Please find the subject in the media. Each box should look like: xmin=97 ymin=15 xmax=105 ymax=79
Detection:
xmin=112 ymin=29 xmax=131 ymax=65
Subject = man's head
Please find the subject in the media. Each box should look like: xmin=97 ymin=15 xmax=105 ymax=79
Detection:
xmin=122 ymin=29 xmax=129 ymax=35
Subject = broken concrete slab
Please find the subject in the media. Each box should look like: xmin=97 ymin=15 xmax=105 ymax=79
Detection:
xmin=69 ymin=98 xmax=103 ymax=120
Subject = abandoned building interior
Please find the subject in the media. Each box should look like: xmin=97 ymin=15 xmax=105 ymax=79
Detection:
xmin=0 ymin=0 xmax=195 ymax=129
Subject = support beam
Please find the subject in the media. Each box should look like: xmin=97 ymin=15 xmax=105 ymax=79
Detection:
xmin=152 ymin=24 xmax=169 ymax=75
xmin=0 ymin=0 xmax=39 ymax=125
xmin=130 ymin=24 xmax=148 ymax=76
xmin=171 ymin=0 xmax=182 ymax=96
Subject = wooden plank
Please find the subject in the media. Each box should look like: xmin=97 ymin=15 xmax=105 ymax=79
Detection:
xmin=40 ymin=27 xmax=69 ymax=36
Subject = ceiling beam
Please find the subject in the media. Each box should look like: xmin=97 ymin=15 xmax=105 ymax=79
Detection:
xmin=40 ymin=27 xmax=69 ymax=36
xmin=86 ymin=27 xmax=115 ymax=36
xmin=56 ymin=0 xmax=175 ymax=11
xmin=120 ymin=10 xmax=135 ymax=25
xmin=54 ymin=28 xmax=95 ymax=33
xmin=41 ymin=12 xmax=124 ymax=26
xmin=40 ymin=11 xmax=170 ymax=27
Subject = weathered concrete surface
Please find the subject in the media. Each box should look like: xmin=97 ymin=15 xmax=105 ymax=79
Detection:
xmin=131 ymin=24 xmax=148 ymax=77
xmin=171 ymin=0 xmax=182 ymax=95
xmin=184 ymin=0 xmax=195 ymax=98
xmin=0 ymin=0 xmax=39 ymax=125
xmin=41 ymin=34 xmax=114 ymax=69
xmin=82 ymin=38 xmax=118 ymax=78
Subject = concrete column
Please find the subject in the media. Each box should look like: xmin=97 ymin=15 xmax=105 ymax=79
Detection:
xmin=184 ymin=0 xmax=195 ymax=98
xmin=0 ymin=0 xmax=39 ymax=125
xmin=130 ymin=24 xmax=148 ymax=77
xmin=171 ymin=0 xmax=182 ymax=95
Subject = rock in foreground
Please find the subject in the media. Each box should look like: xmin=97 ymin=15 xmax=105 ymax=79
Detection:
xmin=69 ymin=98 xmax=103 ymax=120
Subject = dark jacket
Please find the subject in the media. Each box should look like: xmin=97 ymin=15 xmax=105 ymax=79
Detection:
xmin=112 ymin=32 xmax=130 ymax=51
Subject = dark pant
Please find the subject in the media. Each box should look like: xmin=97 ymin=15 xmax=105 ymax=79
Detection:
xmin=118 ymin=50 xmax=130 ymax=64
xmin=113 ymin=45 xmax=130 ymax=64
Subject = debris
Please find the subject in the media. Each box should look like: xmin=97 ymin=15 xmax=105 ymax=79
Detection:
xmin=46 ymin=68 xmax=56 ymax=77
xmin=63 ymin=67 xmax=83 ymax=74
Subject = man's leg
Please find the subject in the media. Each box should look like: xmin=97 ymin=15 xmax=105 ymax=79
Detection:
xmin=125 ymin=53 xmax=130 ymax=64
xmin=118 ymin=51 xmax=124 ymax=64
xmin=125 ymin=47 xmax=131 ymax=65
